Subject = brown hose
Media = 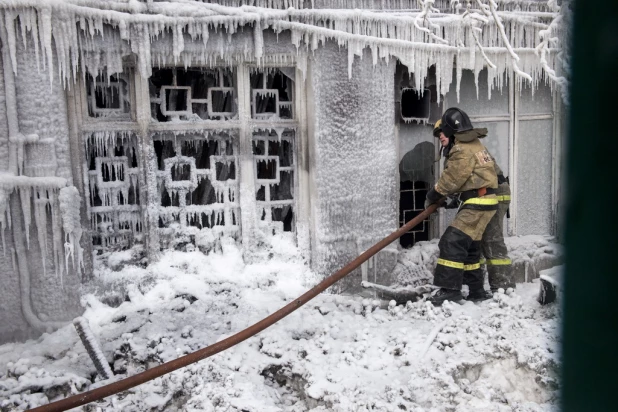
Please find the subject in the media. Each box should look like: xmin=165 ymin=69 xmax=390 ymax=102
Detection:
xmin=29 ymin=203 xmax=440 ymax=412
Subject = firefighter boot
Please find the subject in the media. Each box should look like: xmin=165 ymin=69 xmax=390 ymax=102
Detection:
xmin=428 ymin=288 xmax=463 ymax=306
xmin=466 ymin=288 xmax=493 ymax=302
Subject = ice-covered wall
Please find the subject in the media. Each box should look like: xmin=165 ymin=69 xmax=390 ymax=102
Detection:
xmin=0 ymin=56 xmax=8 ymax=171
xmin=516 ymin=83 xmax=554 ymax=235
xmin=308 ymin=41 xmax=398 ymax=293
xmin=0 ymin=42 xmax=83 ymax=344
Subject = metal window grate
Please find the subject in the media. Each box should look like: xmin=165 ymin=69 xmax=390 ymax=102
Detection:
xmin=253 ymin=129 xmax=295 ymax=234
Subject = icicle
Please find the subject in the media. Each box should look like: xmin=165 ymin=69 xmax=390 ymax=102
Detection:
xmin=253 ymin=20 xmax=263 ymax=61
xmin=33 ymin=189 xmax=48 ymax=275
xmin=19 ymin=186 xmax=31 ymax=248
xmin=64 ymin=239 xmax=74 ymax=275
xmin=39 ymin=5 xmax=53 ymax=86
xmin=4 ymin=10 xmax=18 ymax=75
xmin=59 ymin=186 xmax=83 ymax=274
xmin=0 ymin=189 xmax=7 ymax=255
xmin=48 ymin=190 xmax=60 ymax=279
xmin=172 ymin=23 xmax=185 ymax=63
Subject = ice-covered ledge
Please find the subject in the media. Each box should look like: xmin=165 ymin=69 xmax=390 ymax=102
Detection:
xmin=0 ymin=172 xmax=67 ymax=190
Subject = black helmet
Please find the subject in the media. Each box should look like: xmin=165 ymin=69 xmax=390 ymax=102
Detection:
xmin=440 ymin=107 xmax=473 ymax=137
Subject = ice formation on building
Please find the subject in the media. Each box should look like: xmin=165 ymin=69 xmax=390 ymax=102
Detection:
xmin=0 ymin=0 xmax=569 ymax=343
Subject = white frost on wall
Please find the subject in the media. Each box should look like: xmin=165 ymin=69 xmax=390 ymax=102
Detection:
xmin=310 ymin=42 xmax=398 ymax=288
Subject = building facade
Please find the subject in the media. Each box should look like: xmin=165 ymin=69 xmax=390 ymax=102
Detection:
xmin=0 ymin=0 xmax=568 ymax=342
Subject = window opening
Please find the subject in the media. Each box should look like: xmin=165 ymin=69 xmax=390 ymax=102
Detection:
xmin=85 ymin=133 xmax=141 ymax=251
xmin=398 ymin=142 xmax=434 ymax=247
xmin=399 ymin=180 xmax=430 ymax=248
xmin=86 ymin=72 xmax=131 ymax=119
xmin=400 ymin=88 xmax=431 ymax=123
xmin=149 ymin=68 xmax=236 ymax=122
xmin=153 ymin=131 xmax=240 ymax=248
xmin=250 ymin=69 xmax=294 ymax=120
xmin=253 ymin=129 xmax=295 ymax=234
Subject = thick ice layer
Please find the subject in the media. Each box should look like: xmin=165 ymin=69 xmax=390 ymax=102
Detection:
xmin=59 ymin=186 xmax=84 ymax=275
xmin=0 ymin=1 xmax=568 ymax=101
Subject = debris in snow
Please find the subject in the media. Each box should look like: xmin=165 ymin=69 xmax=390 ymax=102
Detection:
xmin=73 ymin=317 xmax=113 ymax=380
xmin=538 ymin=265 xmax=562 ymax=305
xmin=0 ymin=235 xmax=561 ymax=411
xmin=361 ymin=280 xmax=434 ymax=304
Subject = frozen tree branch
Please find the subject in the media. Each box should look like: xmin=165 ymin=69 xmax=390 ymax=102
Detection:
xmin=473 ymin=0 xmax=533 ymax=81
xmin=414 ymin=0 xmax=449 ymax=44
xmin=462 ymin=6 xmax=497 ymax=69
xmin=0 ymin=0 xmax=566 ymax=97
xmin=535 ymin=11 xmax=568 ymax=101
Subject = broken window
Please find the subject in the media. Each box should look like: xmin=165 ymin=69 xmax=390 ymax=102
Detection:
xmin=149 ymin=68 xmax=236 ymax=122
xmin=153 ymin=131 xmax=240 ymax=247
xmin=253 ymin=129 xmax=295 ymax=234
xmin=399 ymin=180 xmax=430 ymax=248
xmin=400 ymin=88 xmax=431 ymax=123
xmin=86 ymin=72 xmax=131 ymax=119
xmin=84 ymin=132 xmax=141 ymax=250
xmin=250 ymin=69 xmax=294 ymax=120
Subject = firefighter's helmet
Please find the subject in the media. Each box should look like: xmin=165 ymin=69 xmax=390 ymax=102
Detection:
xmin=441 ymin=107 xmax=473 ymax=137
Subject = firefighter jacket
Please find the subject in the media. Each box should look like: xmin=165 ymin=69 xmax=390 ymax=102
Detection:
xmin=436 ymin=128 xmax=498 ymax=196
xmin=484 ymin=144 xmax=510 ymax=199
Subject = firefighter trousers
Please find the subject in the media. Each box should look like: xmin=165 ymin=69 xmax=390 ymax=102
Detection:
xmin=434 ymin=207 xmax=497 ymax=291
xmin=481 ymin=200 xmax=514 ymax=290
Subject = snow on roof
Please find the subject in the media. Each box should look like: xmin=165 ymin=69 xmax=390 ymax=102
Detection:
xmin=0 ymin=0 xmax=569 ymax=100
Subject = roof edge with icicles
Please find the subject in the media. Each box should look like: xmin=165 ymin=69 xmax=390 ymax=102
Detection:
xmin=0 ymin=0 xmax=570 ymax=102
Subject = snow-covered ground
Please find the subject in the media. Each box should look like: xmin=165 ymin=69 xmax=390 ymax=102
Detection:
xmin=0 ymin=235 xmax=561 ymax=411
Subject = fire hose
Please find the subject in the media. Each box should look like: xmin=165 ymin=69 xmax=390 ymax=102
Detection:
xmin=29 ymin=203 xmax=441 ymax=412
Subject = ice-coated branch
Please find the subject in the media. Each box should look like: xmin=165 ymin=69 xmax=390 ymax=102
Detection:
xmin=535 ymin=11 xmax=568 ymax=101
xmin=462 ymin=6 xmax=496 ymax=69
xmin=272 ymin=19 xmax=459 ymax=52
xmin=0 ymin=0 xmax=564 ymax=100
xmin=414 ymin=0 xmax=449 ymax=44
xmin=471 ymin=26 xmax=496 ymax=69
xmin=477 ymin=0 xmax=533 ymax=81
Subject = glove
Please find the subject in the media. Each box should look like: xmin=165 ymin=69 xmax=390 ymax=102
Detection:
xmin=443 ymin=196 xmax=461 ymax=209
xmin=424 ymin=187 xmax=444 ymax=209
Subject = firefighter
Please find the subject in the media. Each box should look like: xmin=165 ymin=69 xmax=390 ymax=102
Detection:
xmin=480 ymin=160 xmax=514 ymax=293
xmin=433 ymin=119 xmax=514 ymax=300
xmin=424 ymin=108 xmax=499 ymax=305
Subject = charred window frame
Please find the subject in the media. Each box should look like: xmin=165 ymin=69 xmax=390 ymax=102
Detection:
xmin=84 ymin=133 xmax=142 ymax=250
xmin=86 ymin=72 xmax=132 ymax=120
xmin=253 ymin=129 xmax=296 ymax=234
xmin=250 ymin=68 xmax=294 ymax=120
xmin=149 ymin=68 xmax=237 ymax=122
xmin=152 ymin=131 xmax=240 ymax=248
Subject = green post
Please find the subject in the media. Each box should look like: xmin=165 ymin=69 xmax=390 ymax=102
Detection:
xmin=562 ymin=0 xmax=618 ymax=410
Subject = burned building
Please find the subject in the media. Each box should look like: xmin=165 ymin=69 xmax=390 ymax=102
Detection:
xmin=0 ymin=0 xmax=568 ymax=343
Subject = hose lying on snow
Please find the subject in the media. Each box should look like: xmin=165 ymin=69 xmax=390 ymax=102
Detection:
xmin=29 ymin=203 xmax=442 ymax=412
